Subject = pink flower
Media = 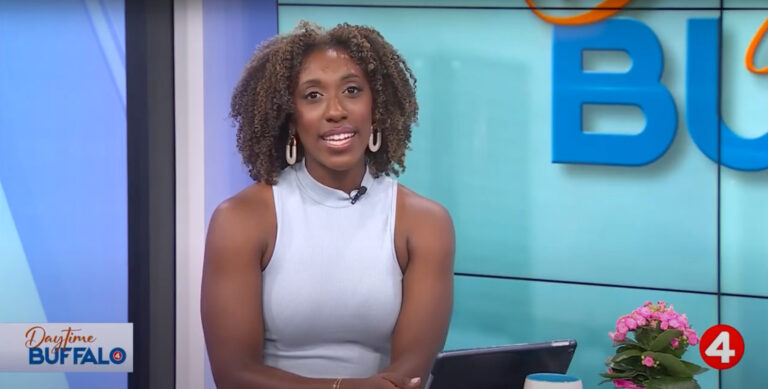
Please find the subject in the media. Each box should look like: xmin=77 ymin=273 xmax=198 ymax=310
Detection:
xmin=617 ymin=315 xmax=632 ymax=326
xmin=614 ymin=379 xmax=645 ymax=388
xmin=608 ymin=300 xmax=701 ymax=381
xmin=610 ymin=331 xmax=626 ymax=342
xmin=637 ymin=307 xmax=652 ymax=318
xmin=684 ymin=328 xmax=699 ymax=346
xmin=643 ymin=356 xmax=655 ymax=367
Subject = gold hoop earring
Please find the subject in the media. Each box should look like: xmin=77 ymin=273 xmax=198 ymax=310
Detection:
xmin=368 ymin=128 xmax=381 ymax=152
xmin=286 ymin=135 xmax=297 ymax=165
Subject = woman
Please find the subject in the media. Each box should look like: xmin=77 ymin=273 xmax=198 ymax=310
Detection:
xmin=201 ymin=21 xmax=455 ymax=389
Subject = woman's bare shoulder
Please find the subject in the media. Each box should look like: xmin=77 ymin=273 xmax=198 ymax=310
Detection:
xmin=208 ymin=182 xmax=276 ymax=248
xmin=396 ymin=184 xmax=452 ymax=226
xmin=215 ymin=182 xmax=273 ymax=216
xmin=395 ymin=184 xmax=455 ymax=272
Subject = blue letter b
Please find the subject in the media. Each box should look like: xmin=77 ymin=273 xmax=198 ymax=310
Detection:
xmin=552 ymin=18 xmax=677 ymax=166
xmin=29 ymin=348 xmax=43 ymax=364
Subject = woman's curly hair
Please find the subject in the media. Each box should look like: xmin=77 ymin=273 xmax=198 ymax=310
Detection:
xmin=230 ymin=21 xmax=418 ymax=184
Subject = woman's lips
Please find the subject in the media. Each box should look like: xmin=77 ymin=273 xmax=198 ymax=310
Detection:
xmin=321 ymin=131 xmax=356 ymax=149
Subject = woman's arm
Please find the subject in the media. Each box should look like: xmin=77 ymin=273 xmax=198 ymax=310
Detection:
xmin=201 ymin=185 xmax=405 ymax=389
xmin=381 ymin=186 xmax=456 ymax=387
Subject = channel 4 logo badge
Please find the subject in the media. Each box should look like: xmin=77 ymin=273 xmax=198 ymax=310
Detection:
xmin=0 ymin=323 xmax=133 ymax=372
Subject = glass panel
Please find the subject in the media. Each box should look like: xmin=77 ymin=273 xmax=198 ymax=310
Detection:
xmin=720 ymin=296 xmax=768 ymax=387
xmin=449 ymin=276 xmax=719 ymax=389
xmin=278 ymin=0 xmax=719 ymax=9
xmin=723 ymin=0 xmax=768 ymax=8
xmin=720 ymin=10 xmax=768 ymax=297
xmin=278 ymin=7 xmax=720 ymax=292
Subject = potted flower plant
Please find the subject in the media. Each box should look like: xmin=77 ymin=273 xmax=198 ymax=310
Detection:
xmin=600 ymin=301 xmax=708 ymax=389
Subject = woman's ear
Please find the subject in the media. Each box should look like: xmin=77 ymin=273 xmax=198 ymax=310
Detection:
xmin=287 ymin=117 xmax=297 ymax=137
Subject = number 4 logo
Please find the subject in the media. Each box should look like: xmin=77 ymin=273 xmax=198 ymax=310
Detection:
xmin=699 ymin=324 xmax=745 ymax=370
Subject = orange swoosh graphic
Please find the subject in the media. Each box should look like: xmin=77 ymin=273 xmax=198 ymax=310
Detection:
xmin=745 ymin=17 xmax=768 ymax=74
xmin=527 ymin=1 xmax=766 ymax=75
xmin=525 ymin=0 xmax=632 ymax=25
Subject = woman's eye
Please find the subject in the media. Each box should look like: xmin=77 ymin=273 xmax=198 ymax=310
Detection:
xmin=344 ymin=86 xmax=361 ymax=95
xmin=304 ymin=91 xmax=321 ymax=100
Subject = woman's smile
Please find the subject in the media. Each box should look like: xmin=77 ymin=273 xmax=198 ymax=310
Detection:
xmin=321 ymin=126 xmax=358 ymax=150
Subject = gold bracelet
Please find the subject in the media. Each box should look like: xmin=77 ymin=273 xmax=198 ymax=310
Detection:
xmin=332 ymin=378 xmax=342 ymax=389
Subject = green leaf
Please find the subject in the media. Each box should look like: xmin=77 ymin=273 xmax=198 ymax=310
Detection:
xmin=669 ymin=343 xmax=688 ymax=358
xmin=650 ymin=329 xmax=683 ymax=352
xmin=616 ymin=338 xmax=647 ymax=350
xmin=645 ymin=352 xmax=693 ymax=378
xmin=614 ymin=349 xmax=644 ymax=362
xmin=636 ymin=327 xmax=654 ymax=348
xmin=680 ymin=360 xmax=708 ymax=376
xmin=608 ymin=358 xmax=643 ymax=372
xmin=644 ymin=377 xmax=701 ymax=389
xmin=618 ymin=344 xmax=644 ymax=354
xmin=600 ymin=371 xmax=636 ymax=379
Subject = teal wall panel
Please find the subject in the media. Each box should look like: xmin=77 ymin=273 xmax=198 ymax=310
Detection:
xmin=449 ymin=276 xmax=719 ymax=389
xmin=720 ymin=296 xmax=768 ymax=387
xmin=720 ymin=10 xmax=768 ymax=297
xmin=279 ymin=6 xmax=721 ymax=292
xmin=279 ymin=0 xmax=721 ymax=9
xmin=275 ymin=3 xmax=768 ymax=387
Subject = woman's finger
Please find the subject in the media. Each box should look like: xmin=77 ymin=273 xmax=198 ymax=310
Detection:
xmin=379 ymin=373 xmax=421 ymax=389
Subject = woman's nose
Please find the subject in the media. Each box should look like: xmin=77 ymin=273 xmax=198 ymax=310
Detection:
xmin=325 ymin=95 xmax=347 ymax=122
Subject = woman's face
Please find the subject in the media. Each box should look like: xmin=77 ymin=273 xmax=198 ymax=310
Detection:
xmin=292 ymin=47 xmax=373 ymax=173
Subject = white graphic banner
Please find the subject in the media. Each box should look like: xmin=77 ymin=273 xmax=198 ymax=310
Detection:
xmin=0 ymin=323 xmax=133 ymax=372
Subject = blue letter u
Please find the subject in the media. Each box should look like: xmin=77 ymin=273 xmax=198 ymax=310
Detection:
xmin=687 ymin=18 xmax=768 ymax=171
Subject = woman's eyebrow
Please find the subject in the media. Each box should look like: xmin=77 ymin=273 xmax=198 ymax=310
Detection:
xmin=299 ymin=73 xmax=361 ymax=88
xmin=340 ymin=73 xmax=362 ymax=82
xmin=298 ymin=78 xmax=322 ymax=88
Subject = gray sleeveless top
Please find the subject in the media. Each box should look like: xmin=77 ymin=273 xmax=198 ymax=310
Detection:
xmin=262 ymin=160 xmax=403 ymax=378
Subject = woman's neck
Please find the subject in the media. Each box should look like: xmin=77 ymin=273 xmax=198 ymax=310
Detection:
xmin=303 ymin=157 xmax=367 ymax=195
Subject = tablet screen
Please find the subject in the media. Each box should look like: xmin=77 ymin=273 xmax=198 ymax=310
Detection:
xmin=426 ymin=340 xmax=577 ymax=389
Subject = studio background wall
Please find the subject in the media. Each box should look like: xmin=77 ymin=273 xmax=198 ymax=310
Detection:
xmin=277 ymin=1 xmax=767 ymax=388
xmin=4 ymin=1 xmax=764 ymax=387
xmin=0 ymin=1 xmax=127 ymax=389
xmin=178 ymin=1 xmax=768 ymax=388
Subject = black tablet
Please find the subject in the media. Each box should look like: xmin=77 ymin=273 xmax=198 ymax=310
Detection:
xmin=425 ymin=339 xmax=578 ymax=389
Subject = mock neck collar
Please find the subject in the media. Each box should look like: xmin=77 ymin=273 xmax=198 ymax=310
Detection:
xmin=293 ymin=159 xmax=375 ymax=208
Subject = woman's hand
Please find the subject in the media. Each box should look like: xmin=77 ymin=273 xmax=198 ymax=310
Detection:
xmin=378 ymin=373 xmax=421 ymax=389
xmin=343 ymin=374 xmax=421 ymax=389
